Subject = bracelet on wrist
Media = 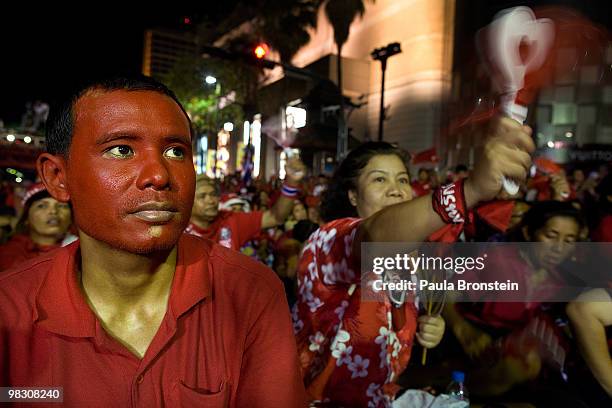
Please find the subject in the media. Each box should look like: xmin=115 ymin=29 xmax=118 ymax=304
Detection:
xmin=432 ymin=179 xmax=467 ymax=224
xmin=281 ymin=183 xmax=300 ymax=198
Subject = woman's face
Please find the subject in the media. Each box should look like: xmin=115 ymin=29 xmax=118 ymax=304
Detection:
xmin=292 ymin=202 xmax=307 ymax=221
xmin=28 ymin=197 xmax=72 ymax=240
xmin=349 ymin=154 xmax=412 ymax=219
xmin=529 ymin=216 xmax=580 ymax=269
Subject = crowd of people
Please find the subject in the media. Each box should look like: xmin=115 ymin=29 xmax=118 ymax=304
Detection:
xmin=0 ymin=75 xmax=610 ymax=407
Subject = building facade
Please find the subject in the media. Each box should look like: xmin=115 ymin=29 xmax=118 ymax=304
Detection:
xmin=142 ymin=28 xmax=199 ymax=78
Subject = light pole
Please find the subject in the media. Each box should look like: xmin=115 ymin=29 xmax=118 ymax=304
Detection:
xmin=201 ymin=75 xmax=218 ymax=175
xmin=371 ymin=42 xmax=401 ymax=142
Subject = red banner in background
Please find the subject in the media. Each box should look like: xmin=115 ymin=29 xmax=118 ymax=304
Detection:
xmin=411 ymin=148 xmax=439 ymax=165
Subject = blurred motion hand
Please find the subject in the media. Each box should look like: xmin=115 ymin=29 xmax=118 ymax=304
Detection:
xmin=285 ymin=156 xmax=306 ymax=185
xmin=465 ymin=116 xmax=535 ymax=206
xmin=453 ymin=318 xmax=493 ymax=359
xmin=416 ymin=315 xmax=446 ymax=349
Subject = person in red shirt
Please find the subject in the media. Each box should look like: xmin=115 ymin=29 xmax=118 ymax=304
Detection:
xmin=444 ymin=201 xmax=584 ymax=397
xmin=186 ymin=158 xmax=306 ymax=251
xmin=293 ymin=116 xmax=535 ymax=407
xmin=0 ymin=183 xmax=72 ymax=271
xmin=0 ymin=75 xmax=306 ymax=407
xmin=410 ymin=168 xmax=432 ymax=197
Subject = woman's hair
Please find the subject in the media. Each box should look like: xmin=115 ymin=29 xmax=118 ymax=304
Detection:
xmin=293 ymin=220 xmax=320 ymax=243
xmin=319 ymin=142 xmax=408 ymax=222
xmin=14 ymin=190 xmax=50 ymax=236
xmin=516 ymin=200 xmax=585 ymax=241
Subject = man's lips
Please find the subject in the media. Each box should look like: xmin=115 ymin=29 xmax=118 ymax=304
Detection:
xmin=129 ymin=202 xmax=179 ymax=223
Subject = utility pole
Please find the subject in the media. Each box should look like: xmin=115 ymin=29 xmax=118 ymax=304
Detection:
xmin=371 ymin=42 xmax=402 ymax=142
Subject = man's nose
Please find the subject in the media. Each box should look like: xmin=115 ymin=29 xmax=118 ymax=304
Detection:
xmin=204 ymin=195 xmax=218 ymax=205
xmin=136 ymin=153 xmax=171 ymax=190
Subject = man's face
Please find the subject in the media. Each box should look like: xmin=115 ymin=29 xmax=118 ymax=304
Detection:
xmin=572 ymin=169 xmax=585 ymax=183
xmin=192 ymin=184 xmax=220 ymax=221
xmin=64 ymin=90 xmax=194 ymax=254
xmin=418 ymin=170 xmax=429 ymax=183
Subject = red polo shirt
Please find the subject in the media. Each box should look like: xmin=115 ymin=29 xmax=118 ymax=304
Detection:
xmin=0 ymin=234 xmax=306 ymax=407
xmin=185 ymin=210 xmax=263 ymax=251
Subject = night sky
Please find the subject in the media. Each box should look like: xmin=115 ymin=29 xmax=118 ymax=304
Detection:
xmin=1 ymin=1 xmax=609 ymax=126
xmin=0 ymin=4 xmax=238 ymax=125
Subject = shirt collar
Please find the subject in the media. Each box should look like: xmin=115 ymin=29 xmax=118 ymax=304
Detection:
xmin=35 ymin=234 xmax=212 ymax=337
xmin=35 ymin=241 xmax=97 ymax=337
xmin=168 ymin=234 xmax=212 ymax=318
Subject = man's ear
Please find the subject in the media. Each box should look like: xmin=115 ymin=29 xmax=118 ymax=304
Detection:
xmin=37 ymin=153 xmax=70 ymax=202
xmin=348 ymin=189 xmax=358 ymax=208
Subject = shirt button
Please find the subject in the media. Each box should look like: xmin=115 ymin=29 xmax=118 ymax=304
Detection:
xmin=136 ymin=375 xmax=144 ymax=384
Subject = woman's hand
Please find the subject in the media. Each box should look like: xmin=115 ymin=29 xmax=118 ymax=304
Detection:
xmin=416 ymin=315 xmax=446 ymax=349
xmin=465 ymin=116 xmax=535 ymax=206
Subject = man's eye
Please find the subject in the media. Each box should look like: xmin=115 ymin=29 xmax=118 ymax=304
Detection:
xmin=374 ymin=177 xmax=385 ymax=183
xmin=164 ymin=146 xmax=185 ymax=159
xmin=104 ymin=145 xmax=133 ymax=158
xmin=399 ymin=178 xmax=409 ymax=184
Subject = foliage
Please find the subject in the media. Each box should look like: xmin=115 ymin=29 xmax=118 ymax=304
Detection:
xmin=323 ymin=0 xmax=371 ymax=52
xmin=254 ymin=0 xmax=324 ymax=62
xmin=161 ymin=54 xmax=259 ymax=135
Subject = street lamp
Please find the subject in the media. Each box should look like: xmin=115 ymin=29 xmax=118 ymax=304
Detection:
xmin=371 ymin=42 xmax=402 ymax=141
xmin=223 ymin=122 xmax=234 ymax=132
xmin=205 ymin=75 xmax=217 ymax=85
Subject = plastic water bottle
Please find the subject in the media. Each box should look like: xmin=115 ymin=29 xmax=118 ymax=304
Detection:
xmin=446 ymin=370 xmax=469 ymax=405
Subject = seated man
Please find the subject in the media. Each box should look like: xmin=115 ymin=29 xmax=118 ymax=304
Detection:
xmin=0 ymin=76 xmax=306 ymax=407
xmin=187 ymin=161 xmax=305 ymax=251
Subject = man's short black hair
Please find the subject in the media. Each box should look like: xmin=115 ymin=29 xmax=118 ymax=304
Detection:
xmin=45 ymin=75 xmax=193 ymax=156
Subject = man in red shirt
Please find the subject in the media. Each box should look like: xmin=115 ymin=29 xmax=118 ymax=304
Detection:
xmin=0 ymin=76 xmax=306 ymax=407
xmin=410 ymin=168 xmax=432 ymax=197
xmin=186 ymin=159 xmax=305 ymax=251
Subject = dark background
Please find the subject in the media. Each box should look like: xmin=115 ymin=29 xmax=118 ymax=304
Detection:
xmin=1 ymin=1 xmax=609 ymax=125
xmin=0 ymin=3 xmax=239 ymax=124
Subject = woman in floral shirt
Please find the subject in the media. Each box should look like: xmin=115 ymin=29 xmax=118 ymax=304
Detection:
xmin=292 ymin=116 xmax=536 ymax=407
